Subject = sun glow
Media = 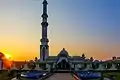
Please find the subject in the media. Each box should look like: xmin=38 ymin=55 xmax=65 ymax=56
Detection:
xmin=4 ymin=54 xmax=11 ymax=60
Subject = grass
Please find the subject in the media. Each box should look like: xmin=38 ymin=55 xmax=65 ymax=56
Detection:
xmin=102 ymin=72 xmax=120 ymax=80
xmin=0 ymin=70 xmax=18 ymax=80
xmin=0 ymin=70 xmax=11 ymax=80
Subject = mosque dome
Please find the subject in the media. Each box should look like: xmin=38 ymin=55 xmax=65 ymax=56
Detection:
xmin=58 ymin=48 xmax=69 ymax=57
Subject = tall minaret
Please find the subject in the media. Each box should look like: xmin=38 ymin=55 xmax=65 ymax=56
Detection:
xmin=40 ymin=0 xmax=49 ymax=61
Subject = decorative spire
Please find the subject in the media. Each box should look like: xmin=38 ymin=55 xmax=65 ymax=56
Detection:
xmin=41 ymin=0 xmax=48 ymax=24
xmin=82 ymin=53 xmax=85 ymax=59
xmin=90 ymin=57 xmax=94 ymax=62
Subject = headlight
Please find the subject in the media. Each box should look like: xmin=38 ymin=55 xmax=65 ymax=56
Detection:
xmin=43 ymin=73 xmax=46 ymax=76
xmin=21 ymin=74 xmax=27 ymax=77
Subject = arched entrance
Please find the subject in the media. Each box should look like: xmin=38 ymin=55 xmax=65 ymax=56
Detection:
xmin=56 ymin=59 xmax=70 ymax=70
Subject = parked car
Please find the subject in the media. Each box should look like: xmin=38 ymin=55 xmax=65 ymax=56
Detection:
xmin=76 ymin=71 xmax=101 ymax=79
xmin=21 ymin=71 xmax=48 ymax=79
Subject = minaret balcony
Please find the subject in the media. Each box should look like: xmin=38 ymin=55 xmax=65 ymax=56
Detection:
xmin=41 ymin=22 xmax=48 ymax=26
xmin=40 ymin=38 xmax=49 ymax=42
xmin=42 ymin=13 xmax=48 ymax=18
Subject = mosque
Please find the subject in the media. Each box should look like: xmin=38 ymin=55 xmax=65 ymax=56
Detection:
xmin=38 ymin=0 xmax=120 ymax=71
xmin=38 ymin=0 xmax=93 ymax=70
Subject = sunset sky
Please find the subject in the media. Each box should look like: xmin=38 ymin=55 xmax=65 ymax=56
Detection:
xmin=0 ymin=0 xmax=120 ymax=61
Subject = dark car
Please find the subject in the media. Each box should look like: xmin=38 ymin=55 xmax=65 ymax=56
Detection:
xmin=76 ymin=71 xmax=101 ymax=79
xmin=21 ymin=71 xmax=48 ymax=79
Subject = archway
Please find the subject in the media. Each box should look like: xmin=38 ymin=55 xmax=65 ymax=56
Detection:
xmin=56 ymin=59 xmax=70 ymax=70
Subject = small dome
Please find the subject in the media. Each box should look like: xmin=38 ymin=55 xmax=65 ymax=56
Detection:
xmin=58 ymin=48 xmax=69 ymax=57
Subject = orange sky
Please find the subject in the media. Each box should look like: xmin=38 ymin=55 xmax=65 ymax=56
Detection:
xmin=0 ymin=40 xmax=118 ymax=61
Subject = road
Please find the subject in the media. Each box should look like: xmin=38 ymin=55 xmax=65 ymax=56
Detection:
xmin=45 ymin=73 xmax=77 ymax=80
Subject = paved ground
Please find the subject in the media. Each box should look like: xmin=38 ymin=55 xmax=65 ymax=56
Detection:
xmin=45 ymin=73 xmax=76 ymax=80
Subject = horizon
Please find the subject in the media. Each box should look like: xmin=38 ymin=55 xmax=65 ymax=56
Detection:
xmin=0 ymin=0 xmax=120 ymax=61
